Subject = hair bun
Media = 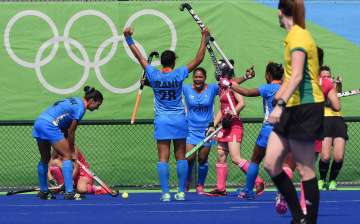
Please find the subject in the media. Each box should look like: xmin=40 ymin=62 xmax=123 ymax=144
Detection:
xmin=84 ymin=86 xmax=95 ymax=94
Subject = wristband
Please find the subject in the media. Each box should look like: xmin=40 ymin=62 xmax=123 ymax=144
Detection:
xmin=125 ymin=36 xmax=134 ymax=45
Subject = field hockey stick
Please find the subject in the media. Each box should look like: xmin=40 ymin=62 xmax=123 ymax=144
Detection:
xmin=180 ymin=4 xmax=221 ymax=80
xmin=180 ymin=3 xmax=233 ymax=70
xmin=76 ymin=160 xmax=119 ymax=197
xmin=337 ymin=88 xmax=360 ymax=97
xmin=6 ymin=185 xmax=62 ymax=196
xmin=226 ymin=91 xmax=237 ymax=115
xmin=185 ymin=126 xmax=222 ymax=159
xmin=130 ymin=51 xmax=159 ymax=124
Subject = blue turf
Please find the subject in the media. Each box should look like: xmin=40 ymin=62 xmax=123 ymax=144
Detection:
xmin=1 ymin=191 xmax=360 ymax=224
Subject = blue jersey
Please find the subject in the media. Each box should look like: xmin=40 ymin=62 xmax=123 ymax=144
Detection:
xmin=145 ymin=65 xmax=188 ymax=116
xmin=258 ymin=83 xmax=281 ymax=124
xmin=38 ymin=97 xmax=86 ymax=129
xmin=183 ymin=83 xmax=218 ymax=130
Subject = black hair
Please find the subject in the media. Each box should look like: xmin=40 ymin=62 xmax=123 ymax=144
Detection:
xmin=160 ymin=50 xmax=176 ymax=67
xmin=83 ymin=86 xmax=103 ymax=102
xmin=266 ymin=62 xmax=284 ymax=80
xmin=319 ymin=65 xmax=331 ymax=73
xmin=317 ymin=47 xmax=324 ymax=67
xmin=193 ymin=67 xmax=207 ymax=77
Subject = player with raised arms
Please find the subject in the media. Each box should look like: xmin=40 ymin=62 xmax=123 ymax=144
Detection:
xmin=206 ymin=60 xmax=264 ymax=196
xmin=221 ymin=62 xmax=284 ymax=199
xmin=123 ymin=26 xmax=208 ymax=201
xmin=183 ymin=67 xmax=218 ymax=194
xmin=32 ymin=86 xmax=103 ymax=200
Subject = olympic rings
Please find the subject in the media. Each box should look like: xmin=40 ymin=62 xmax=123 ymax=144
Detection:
xmin=4 ymin=9 xmax=177 ymax=94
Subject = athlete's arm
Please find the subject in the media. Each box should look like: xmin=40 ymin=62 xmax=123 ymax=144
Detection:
xmin=326 ymin=88 xmax=341 ymax=112
xmin=233 ymin=65 xmax=255 ymax=84
xmin=233 ymin=91 xmax=245 ymax=114
xmin=277 ymin=51 xmax=305 ymax=102
xmin=123 ymin=27 xmax=148 ymax=69
xmin=187 ymin=29 xmax=209 ymax=73
xmin=231 ymin=82 xmax=260 ymax=97
xmin=213 ymin=110 xmax=222 ymax=127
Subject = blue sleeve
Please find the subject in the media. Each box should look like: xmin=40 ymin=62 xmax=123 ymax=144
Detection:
xmin=177 ymin=66 xmax=189 ymax=81
xmin=212 ymin=83 xmax=219 ymax=96
xmin=145 ymin=64 xmax=157 ymax=82
xmin=258 ymin=84 xmax=267 ymax=98
xmin=73 ymin=105 xmax=84 ymax=121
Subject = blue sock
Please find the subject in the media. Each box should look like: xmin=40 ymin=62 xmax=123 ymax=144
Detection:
xmin=187 ymin=161 xmax=194 ymax=183
xmin=62 ymin=160 xmax=74 ymax=193
xmin=176 ymin=160 xmax=188 ymax=192
xmin=157 ymin=162 xmax=169 ymax=193
xmin=37 ymin=161 xmax=48 ymax=192
xmin=198 ymin=163 xmax=208 ymax=185
xmin=245 ymin=162 xmax=259 ymax=192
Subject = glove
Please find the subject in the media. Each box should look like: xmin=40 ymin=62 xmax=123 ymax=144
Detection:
xmin=243 ymin=66 xmax=255 ymax=80
xmin=222 ymin=117 xmax=232 ymax=129
xmin=205 ymin=122 xmax=215 ymax=136
xmin=140 ymin=77 xmax=150 ymax=87
xmin=48 ymin=178 xmax=58 ymax=187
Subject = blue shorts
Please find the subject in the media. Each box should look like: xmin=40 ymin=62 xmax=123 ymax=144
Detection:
xmin=32 ymin=118 xmax=64 ymax=144
xmin=154 ymin=114 xmax=187 ymax=140
xmin=186 ymin=129 xmax=213 ymax=147
xmin=255 ymin=124 xmax=273 ymax=149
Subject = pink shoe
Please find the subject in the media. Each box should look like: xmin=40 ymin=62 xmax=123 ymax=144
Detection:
xmin=275 ymin=192 xmax=288 ymax=215
xmin=196 ymin=184 xmax=205 ymax=194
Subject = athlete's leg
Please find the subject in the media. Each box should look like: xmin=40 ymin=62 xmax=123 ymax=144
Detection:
xmin=185 ymin=143 xmax=196 ymax=191
xmin=37 ymin=140 xmax=52 ymax=192
xmin=329 ymin=137 xmax=346 ymax=190
xmin=264 ymin=132 xmax=305 ymax=221
xmin=197 ymin=146 xmax=210 ymax=192
xmin=157 ymin=140 xmax=171 ymax=197
xmin=290 ymin=139 xmax=319 ymax=224
xmin=318 ymin=137 xmax=332 ymax=188
xmin=245 ymin=145 xmax=266 ymax=195
xmin=174 ymin=139 xmax=188 ymax=195
xmin=210 ymin=143 xmax=228 ymax=194
xmin=52 ymin=139 xmax=74 ymax=194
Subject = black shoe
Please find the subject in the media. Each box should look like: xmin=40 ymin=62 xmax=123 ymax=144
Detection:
xmin=37 ymin=190 xmax=56 ymax=200
xmin=290 ymin=218 xmax=307 ymax=224
xmin=64 ymin=192 xmax=84 ymax=200
xmin=205 ymin=188 xmax=227 ymax=197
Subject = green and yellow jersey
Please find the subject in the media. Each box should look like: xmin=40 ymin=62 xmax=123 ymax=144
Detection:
xmin=283 ymin=25 xmax=324 ymax=107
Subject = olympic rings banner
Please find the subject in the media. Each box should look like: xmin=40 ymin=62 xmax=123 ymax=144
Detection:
xmin=1 ymin=2 xmax=359 ymax=119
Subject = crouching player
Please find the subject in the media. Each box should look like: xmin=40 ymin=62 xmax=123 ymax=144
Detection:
xmin=48 ymin=148 xmax=108 ymax=195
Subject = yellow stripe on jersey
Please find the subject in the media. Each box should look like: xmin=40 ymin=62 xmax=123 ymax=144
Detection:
xmin=324 ymin=106 xmax=342 ymax=117
xmin=283 ymin=25 xmax=324 ymax=107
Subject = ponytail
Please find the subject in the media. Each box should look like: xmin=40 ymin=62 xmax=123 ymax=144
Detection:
xmin=83 ymin=86 xmax=103 ymax=102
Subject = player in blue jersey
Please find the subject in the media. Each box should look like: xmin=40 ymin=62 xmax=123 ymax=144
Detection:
xmin=32 ymin=86 xmax=103 ymax=200
xmin=182 ymin=67 xmax=218 ymax=194
xmin=221 ymin=62 xmax=284 ymax=199
xmin=123 ymin=27 xmax=208 ymax=201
